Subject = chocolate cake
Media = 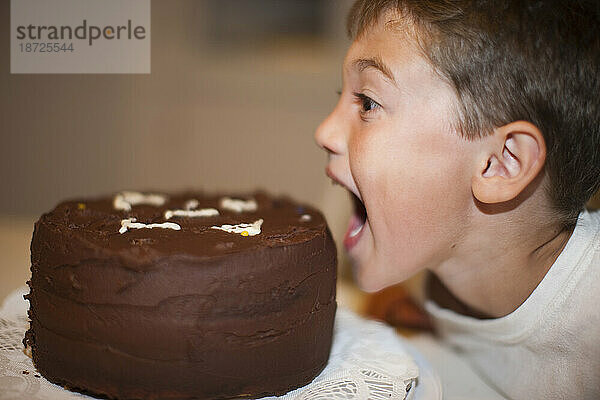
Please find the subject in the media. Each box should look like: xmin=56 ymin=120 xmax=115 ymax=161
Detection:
xmin=24 ymin=190 xmax=337 ymax=400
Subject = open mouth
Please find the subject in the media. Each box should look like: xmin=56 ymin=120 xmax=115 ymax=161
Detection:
xmin=344 ymin=190 xmax=368 ymax=250
xmin=350 ymin=191 xmax=367 ymax=236
xmin=325 ymin=167 xmax=368 ymax=251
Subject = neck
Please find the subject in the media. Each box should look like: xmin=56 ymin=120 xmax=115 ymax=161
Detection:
xmin=430 ymin=207 xmax=576 ymax=319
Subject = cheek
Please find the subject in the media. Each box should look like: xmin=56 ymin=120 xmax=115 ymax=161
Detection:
xmin=346 ymin=124 xmax=391 ymax=191
xmin=365 ymin=130 xmax=471 ymax=269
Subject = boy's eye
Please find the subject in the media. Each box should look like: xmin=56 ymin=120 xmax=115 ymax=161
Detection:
xmin=353 ymin=92 xmax=381 ymax=116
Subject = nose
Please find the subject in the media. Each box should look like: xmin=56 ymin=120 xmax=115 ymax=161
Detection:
xmin=314 ymin=101 xmax=347 ymax=156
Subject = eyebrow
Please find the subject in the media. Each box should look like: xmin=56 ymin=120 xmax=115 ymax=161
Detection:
xmin=352 ymin=56 xmax=397 ymax=85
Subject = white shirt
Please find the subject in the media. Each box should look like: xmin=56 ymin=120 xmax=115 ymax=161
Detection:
xmin=426 ymin=209 xmax=600 ymax=400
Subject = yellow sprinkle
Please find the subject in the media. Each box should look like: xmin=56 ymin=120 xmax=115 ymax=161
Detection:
xmin=77 ymin=203 xmax=86 ymax=210
xmin=240 ymin=231 xmax=249 ymax=236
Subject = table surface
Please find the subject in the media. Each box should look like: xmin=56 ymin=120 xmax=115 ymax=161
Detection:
xmin=0 ymin=216 xmax=506 ymax=400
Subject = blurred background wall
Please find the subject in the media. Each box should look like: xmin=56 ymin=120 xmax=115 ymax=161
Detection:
xmin=1 ymin=0 xmax=352 ymax=212
xmin=0 ymin=0 xmax=357 ymax=262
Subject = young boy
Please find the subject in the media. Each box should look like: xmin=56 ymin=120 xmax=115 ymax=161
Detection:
xmin=315 ymin=1 xmax=599 ymax=399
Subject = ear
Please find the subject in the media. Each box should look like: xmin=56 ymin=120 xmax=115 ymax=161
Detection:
xmin=472 ymin=121 xmax=546 ymax=204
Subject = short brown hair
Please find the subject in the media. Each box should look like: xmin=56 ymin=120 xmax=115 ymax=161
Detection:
xmin=348 ymin=0 xmax=600 ymax=226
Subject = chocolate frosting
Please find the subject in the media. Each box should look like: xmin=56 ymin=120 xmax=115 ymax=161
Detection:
xmin=24 ymin=190 xmax=337 ymax=400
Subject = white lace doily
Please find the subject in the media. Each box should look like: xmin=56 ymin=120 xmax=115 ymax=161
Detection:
xmin=0 ymin=287 xmax=433 ymax=400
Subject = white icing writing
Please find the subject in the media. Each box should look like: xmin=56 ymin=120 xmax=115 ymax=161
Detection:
xmin=113 ymin=191 xmax=167 ymax=211
xmin=219 ymin=197 xmax=257 ymax=213
xmin=164 ymin=208 xmax=220 ymax=220
xmin=119 ymin=218 xmax=181 ymax=234
xmin=184 ymin=199 xmax=199 ymax=210
xmin=300 ymin=214 xmax=312 ymax=222
xmin=211 ymin=219 xmax=264 ymax=236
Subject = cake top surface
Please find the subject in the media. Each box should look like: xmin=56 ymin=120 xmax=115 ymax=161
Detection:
xmin=38 ymin=190 xmax=330 ymax=263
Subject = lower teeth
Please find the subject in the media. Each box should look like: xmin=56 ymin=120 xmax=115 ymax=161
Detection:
xmin=350 ymin=223 xmax=363 ymax=238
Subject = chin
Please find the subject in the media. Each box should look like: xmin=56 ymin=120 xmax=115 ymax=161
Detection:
xmin=352 ymin=256 xmax=420 ymax=293
xmin=355 ymin=277 xmax=389 ymax=293
xmin=351 ymin=260 xmax=389 ymax=293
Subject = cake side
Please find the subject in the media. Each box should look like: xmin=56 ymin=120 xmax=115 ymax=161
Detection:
xmin=25 ymin=191 xmax=337 ymax=400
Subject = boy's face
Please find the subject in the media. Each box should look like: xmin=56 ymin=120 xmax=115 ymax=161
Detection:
xmin=315 ymin=15 xmax=479 ymax=291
